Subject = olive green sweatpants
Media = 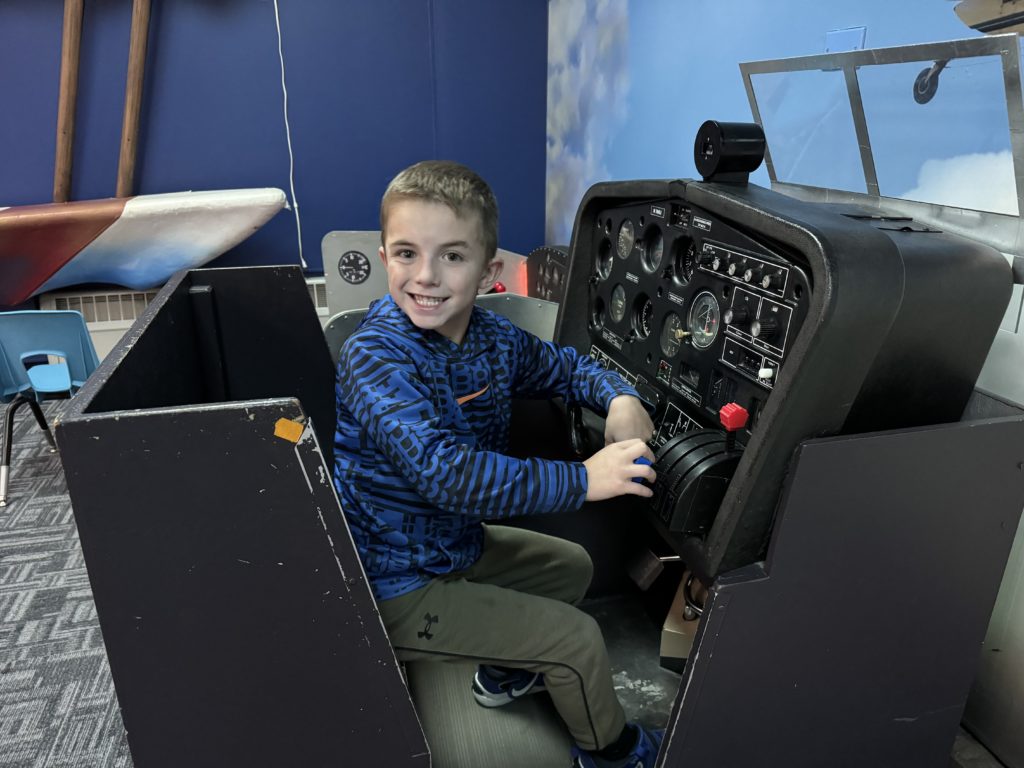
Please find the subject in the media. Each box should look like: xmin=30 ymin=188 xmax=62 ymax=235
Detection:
xmin=377 ymin=524 xmax=626 ymax=751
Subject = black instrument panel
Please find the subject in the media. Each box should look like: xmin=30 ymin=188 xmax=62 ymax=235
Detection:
xmin=560 ymin=170 xmax=1010 ymax=578
xmin=587 ymin=199 xmax=810 ymax=447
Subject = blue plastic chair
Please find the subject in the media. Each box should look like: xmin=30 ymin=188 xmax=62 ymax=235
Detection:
xmin=0 ymin=310 xmax=99 ymax=506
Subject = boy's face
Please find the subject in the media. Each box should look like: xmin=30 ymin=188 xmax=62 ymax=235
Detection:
xmin=380 ymin=199 xmax=502 ymax=345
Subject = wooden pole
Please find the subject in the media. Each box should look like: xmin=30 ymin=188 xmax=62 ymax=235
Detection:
xmin=53 ymin=0 xmax=85 ymax=203
xmin=116 ymin=0 xmax=151 ymax=198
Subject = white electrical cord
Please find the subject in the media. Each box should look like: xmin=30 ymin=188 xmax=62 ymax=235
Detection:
xmin=272 ymin=0 xmax=306 ymax=268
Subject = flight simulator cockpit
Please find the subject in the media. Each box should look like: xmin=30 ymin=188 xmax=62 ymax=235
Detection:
xmin=50 ymin=38 xmax=1024 ymax=768
xmin=557 ymin=119 xmax=1009 ymax=585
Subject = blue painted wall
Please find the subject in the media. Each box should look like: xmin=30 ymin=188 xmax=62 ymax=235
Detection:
xmin=0 ymin=1 xmax=548 ymax=273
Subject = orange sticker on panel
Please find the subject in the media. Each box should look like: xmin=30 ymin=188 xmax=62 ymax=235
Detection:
xmin=274 ymin=418 xmax=304 ymax=443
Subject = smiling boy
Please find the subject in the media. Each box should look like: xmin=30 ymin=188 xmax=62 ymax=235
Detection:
xmin=380 ymin=192 xmax=501 ymax=344
xmin=333 ymin=161 xmax=663 ymax=767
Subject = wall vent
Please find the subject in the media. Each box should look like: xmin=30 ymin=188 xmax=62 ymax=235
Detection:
xmin=306 ymin=277 xmax=329 ymax=317
xmin=40 ymin=290 xmax=160 ymax=326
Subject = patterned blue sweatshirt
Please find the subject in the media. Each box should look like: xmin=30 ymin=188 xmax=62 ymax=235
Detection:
xmin=333 ymin=295 xmax=640 ymax=601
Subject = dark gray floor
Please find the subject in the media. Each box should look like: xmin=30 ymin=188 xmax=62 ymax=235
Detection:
xmin=0 ymin=402 xmax=1009 ymax=767
xmin=406 ymin=595 xmax=680 ymax=768
xmin=955 ymin=734 xmax=1011 ymax=768
xmin=584 ymin=596 xmax=680 ymax=732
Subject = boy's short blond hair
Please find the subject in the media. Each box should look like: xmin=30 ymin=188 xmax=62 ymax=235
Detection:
xmin=380 ymin=161 xmax=499 ymax=259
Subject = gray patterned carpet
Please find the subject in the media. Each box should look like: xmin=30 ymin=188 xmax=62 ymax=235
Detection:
xmin=0 ymin=401 xmax=130 ymax=768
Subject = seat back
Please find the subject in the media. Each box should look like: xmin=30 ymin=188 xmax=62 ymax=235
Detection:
xmin=0 ymin=311 xmax=99 ymax=402
xmin=323 ymin=308 xmax=369 ymax=367
xmin=322 ymin=294 xmax=559 ymax=367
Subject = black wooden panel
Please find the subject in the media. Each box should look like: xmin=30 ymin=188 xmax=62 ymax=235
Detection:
xmin=189 ymin=267 xmax=336 ymax=451
xmin=841 ymin=222 xmax=1010 ymax=432
xmin=661 ymin=416 xmax=1024 ymax=768
xmin=56 ymin=401 xmax=428 ymax=768
xmin=81 ymin=274 xmax=207 ymax=413
xmin=73 ymin=266 xmax=336 ymax=453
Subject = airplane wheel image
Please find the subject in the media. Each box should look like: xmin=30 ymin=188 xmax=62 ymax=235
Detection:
xmin=913 ymin=59 xmax=948 ymax=104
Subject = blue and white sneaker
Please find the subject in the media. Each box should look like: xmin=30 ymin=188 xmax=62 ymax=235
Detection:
xmin=571 ymin=724 xmax=664 ymax=768
xmin=471 ymin=664 xmax=546 ymax=708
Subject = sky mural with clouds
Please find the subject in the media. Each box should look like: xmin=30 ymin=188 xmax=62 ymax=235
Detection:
xmin=545 ymin=0 xmax=1015 ymax=244
xmin=546 ymin=0 xmax=630 ymax=245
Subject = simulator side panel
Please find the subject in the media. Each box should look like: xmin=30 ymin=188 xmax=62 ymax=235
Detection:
xmin=56 ymin=267 xmax=429 ymax=768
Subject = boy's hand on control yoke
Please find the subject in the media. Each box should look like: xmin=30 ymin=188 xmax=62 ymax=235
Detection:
xmin=584 ymin=438 xmax=656 ymax=501
xmin=604 ymin=395 xmax=655 ymax=445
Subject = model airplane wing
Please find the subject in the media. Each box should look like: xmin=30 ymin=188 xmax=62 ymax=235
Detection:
xmin=0 ymin=188 xmax=286 ymax=307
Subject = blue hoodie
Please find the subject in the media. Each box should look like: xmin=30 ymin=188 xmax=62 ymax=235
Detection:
xmin=333 ymin=295 xmax=640 ymax=601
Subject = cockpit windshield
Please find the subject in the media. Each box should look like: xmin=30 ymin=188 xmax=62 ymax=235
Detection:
xmin=741 ymin=34 xmax=1021 ymax=216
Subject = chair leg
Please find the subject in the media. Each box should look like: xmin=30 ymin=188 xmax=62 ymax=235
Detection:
xmin=23 ymin=398 xmax=56 ymax=453
xmin=1 ymin=394 xmax=54 ymax=507
xmin=1 ymin=395 xmax=25 ymax=507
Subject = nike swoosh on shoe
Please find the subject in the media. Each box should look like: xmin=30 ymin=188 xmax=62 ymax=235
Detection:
xmin=503 ymin=676 xmax=538 ymax=699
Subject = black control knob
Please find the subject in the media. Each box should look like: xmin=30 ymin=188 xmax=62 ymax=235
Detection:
xmin=760 ymin=271 xmax=783 ymax=290
xmin=743 ymin=266 xmax=763 ymax=284
xmin=750 ymin=317 xmax=779 ymax=340
xmin=723 ymin=307 xmax=749 ymax=326
xmin=727 ymin=260 xmax=745 ymax=277
xmin=711 ymin=254 xmax=726 ymax=271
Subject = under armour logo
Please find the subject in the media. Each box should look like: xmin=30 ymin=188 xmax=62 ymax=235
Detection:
xmin=418 ymin=613 xmax=439 ymax=640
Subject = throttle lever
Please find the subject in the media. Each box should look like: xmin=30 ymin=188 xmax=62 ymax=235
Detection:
xmin=719 ymin=402 xmax=749 ymax=453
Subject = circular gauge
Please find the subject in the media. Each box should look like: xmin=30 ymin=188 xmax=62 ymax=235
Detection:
xmin=687 ymin=291 xmax=721 ymax=349
xmin=591 ymin=297 xmax=606 ymax=330
xmin=633 ymin=293 xmax=654 ymax=338
xmin=597 ymin=239 xmax=613 ymax=280
xmin=660 ymin=312 xmax=685 ymax=357
xmin=673 ymin=237 xmax=696 ymax=284
xmin=610 ymin=284 xmax=627 ymax=323
xmin=339 ymin=250 xmax=371 ymax=284
xmin=641 ymin=227 xmax=664 ymax=273
xmin=616 ymin=219 xmax=635 ymax=259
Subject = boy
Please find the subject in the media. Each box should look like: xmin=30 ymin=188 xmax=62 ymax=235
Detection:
xmin=333 ymin=160 xmax=662 ymax=768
